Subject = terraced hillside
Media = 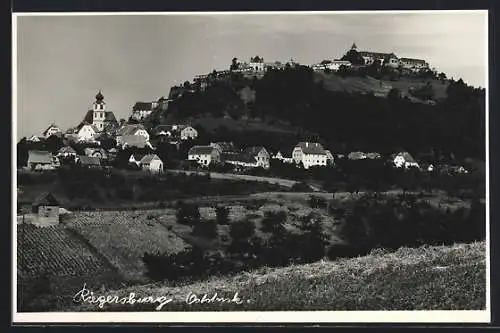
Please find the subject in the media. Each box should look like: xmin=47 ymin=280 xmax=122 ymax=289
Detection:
xmin=67 ymin=212 xmax=190 ymax=282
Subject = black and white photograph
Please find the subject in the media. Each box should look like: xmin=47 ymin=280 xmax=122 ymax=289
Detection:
xmin=13 ymin=10 xmax=489 ymax=323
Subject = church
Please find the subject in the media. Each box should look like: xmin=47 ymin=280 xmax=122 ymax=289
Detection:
xmin=80 ymin=90 xmax=119 ymax=133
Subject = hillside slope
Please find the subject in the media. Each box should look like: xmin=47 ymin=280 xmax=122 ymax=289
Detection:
xmin=314 ymin=72 xmax=449 ymax=101
xmin=69 ymin=241 xmax=485 ymax=311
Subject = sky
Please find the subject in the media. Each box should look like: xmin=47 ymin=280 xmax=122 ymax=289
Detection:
xmin=15 ymin=11 xmax=488 ymax=140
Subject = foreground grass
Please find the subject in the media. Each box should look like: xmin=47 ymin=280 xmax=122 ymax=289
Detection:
xmin=69 ymin=241 xmax=485 ymax=312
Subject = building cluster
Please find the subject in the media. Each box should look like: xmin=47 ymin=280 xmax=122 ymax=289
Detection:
xmin=25 ymin=91 xmax=198 ymax=174
xmin=24 ymin=89 xmax=468 ymax=176
xmin=310 ymin=43 xmax=432 ymax=74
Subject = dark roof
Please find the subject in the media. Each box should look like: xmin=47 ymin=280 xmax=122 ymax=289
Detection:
xmin=359 ymin=51 xmax=396 ymax=59
xmin=243 ymin=146 xmax=267 ymax=157
xmin=78 ymin=155 xmax=101 ymax=166
xmin=189 ymin=146 xmax=216 ymax=155
xmin=82 ymin=110 xmax=119 ymax=127
xmin=76 ymin=121 xmax=100 ymax=133
xmin=28 ymin=150 xmax=53 ymax=164
xmin=117 ymin=124 xmax=147 ymax=136
xmin=399 ymin=58 xmax=427 ymax=64
xmin=210 ymin=142 xmax=239 ymax=153
xmin=33 ymin=192 xmax=59 ymax=207
xmin=392 ymin=151 xmax=418 ymax=164
xmin=295 ymin=142 xmax=326 ymax=155
xmin=132 ymin=102 xmax=153 ymax=111
xmin=121 ymin=135 xmax=150 ymax=148
xmin=224 ymin=153 xmax=257 ymax=164
xmin=42 ymin=124 xmax=60 ymax=136
xmin=57 ymin=146 xmax=77 ymax=155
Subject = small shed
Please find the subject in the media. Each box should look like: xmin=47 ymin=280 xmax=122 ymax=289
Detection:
xmin=31 ymin=192 xmax=60 ymax=227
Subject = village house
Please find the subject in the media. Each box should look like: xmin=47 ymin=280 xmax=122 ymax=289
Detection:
xmin=129 ymin=153 xmax=146 ymax=165
xmin=42 ymin=123 xmax=62 ymax=138
xmin=56 ymin=146 xmax=77 ymax=158
xmin=243 ymin=146 xmax=270 ymax=169
xmin=131 ymin=101 xmax=158 ymax=121
xmin=81 ymin=90 xmax=119 ymax=133
xmin=272 ymin=151 xmax=294 ymax=164
xmin=188 ymin=146 xmax=221 ymax=166
xmin=392 ymin=152 xmax=420 ymax=169
xmin=180 ymin=125 xmax=198 ymax=141
xmin=84 ymin=147 xmax=108 ymax=160
xmin=107 ymin=148 xmax=118 ymax=162
xmin=27 ymin=150 xmax=56 ymax=171
xmin=399 ymin=57 xmax=429 ymax=71
xmin=313 ymin=60 xmax=352 ymax=72
xmin=249 ymin=56 xmax=265 ymax=72
xmin=348 ymin=151 xmax=367 ymax=160
xmin=30 ymin=192 xmax=60 ymax=227
xmin=292 ymin=142 xmax=328 ymax=169
xmin=139 ymin=154 xmax=164 ymax=173
xmin=77 ymin=155 xmax=101 ymax=169
xmin=325 ymin=150 xmax=335 ymax=165
xmin=76 ymin=122 xmax=99 ymax=142
xmin=27 ymin=135 xmax=41 ymax=143
xmin=119 ymin=135 xmax=153 ymax=149
xmin=116 ymin=124 xmax=150 ymax=145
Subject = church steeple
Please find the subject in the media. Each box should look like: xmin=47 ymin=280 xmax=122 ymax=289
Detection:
xmin=351 ymin=42 xmax=358 ymax=50
xmin=95 ymin=90 xmax=104 ymax=103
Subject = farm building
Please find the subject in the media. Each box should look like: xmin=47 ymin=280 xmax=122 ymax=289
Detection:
xmin=30 ymin=192 xmax=60 ymax=227
xmin=391 ymin=152 xmax=420 ymax=169
xmin=243 ymin=146 xmax=271 ymax=169
xmin=188 ymin=146 xmax=221 ymax=166
xmin=77 ymin=155 xmax=101 ymax=169
xmin=27 ymin=151 xmax=56 ymax=170
xmin=292 ymin=142 xmax=328 ymax=169
xmin=139 ymin=154 xmax=164 ymax=173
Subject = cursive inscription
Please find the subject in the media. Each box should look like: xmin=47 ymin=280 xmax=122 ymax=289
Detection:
xmin=185 ymin=291 xmax=249 ymax=305
xmin=73 ymin=284 xmax=173 ymax=310
xmin=73 ymin=284 xmax=252 ymax=310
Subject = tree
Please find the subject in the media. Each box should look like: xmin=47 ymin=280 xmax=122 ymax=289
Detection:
xmin=17 ymin=137 xmax=29 ymax=168
xmin=44 ymin=135 xmax=64 ymax=153
xmin=216 ymin=206 xmax=230 ymax=225
xmin=192 ymin=219 xmax=218 ymax=239
xmin=387 ymin=88 xmax=402 ymax=100
xmin=176 ymin=202 xmax=201 ymax=225
xmin=229 ymin=219 xmax=256 ymax=240
xmin=438 ymin=72 xmax=447 ymax=81
xmin=230 ymin=57 xmax=239 ymax=71
xmin=261 ymin=211 xmax=287 ymax=234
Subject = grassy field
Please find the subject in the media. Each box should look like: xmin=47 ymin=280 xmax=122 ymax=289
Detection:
xmin=67 ymin=212 xmax=190 ymax=282
xmin=69 ymin=241 xmax=486 ymax=311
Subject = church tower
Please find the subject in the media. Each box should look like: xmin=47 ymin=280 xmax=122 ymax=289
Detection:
xmin=351 ymin=42 xmax=358 ymax=50
xmin=92 ymin=90 xmax=107 ymax=131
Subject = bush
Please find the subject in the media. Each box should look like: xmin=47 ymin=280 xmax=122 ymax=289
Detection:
xmin=229 ymin=219 xmax=256 ymax=240
xmin=192 ymin=220 xmax=218 ymax=239
xmin=261 ymin=211 xmax=287 ymax=234
xmin=176 ymin=202 xmax=201 ymax=225
xmin=215 ymin=206 xmax=230 ymax=225
xmin=309 ymin=195 xmax=327 ymax=209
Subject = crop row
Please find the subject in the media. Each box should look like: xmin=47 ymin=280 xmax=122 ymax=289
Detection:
xmin=17 ymin=225 xmax=109 ymax=279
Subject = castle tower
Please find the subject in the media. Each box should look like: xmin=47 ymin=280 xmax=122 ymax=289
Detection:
xmin=92 ymin=90 xmax=107 ymax=131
